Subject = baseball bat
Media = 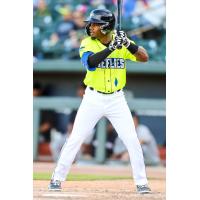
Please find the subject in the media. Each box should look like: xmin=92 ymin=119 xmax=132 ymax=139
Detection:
xmin=116 ymin=0 xmax=122 ymax=32
xmin=116 ymin=0 xmax=123 ymax=48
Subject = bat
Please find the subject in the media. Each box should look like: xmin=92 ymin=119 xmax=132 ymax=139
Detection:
xmin=116 ymin=0 xmax=123 ymax=48
xmin=116 ymin=0 xmax=122 ymax=32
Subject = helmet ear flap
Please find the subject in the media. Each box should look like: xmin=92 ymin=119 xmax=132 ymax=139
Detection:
xmin=100 ymin=23 xmax=110 ymax=35
xmin=100 ymin=13 xmax=115 ymax=34
xmin=85 ymin=23 xmax=91 ymax=36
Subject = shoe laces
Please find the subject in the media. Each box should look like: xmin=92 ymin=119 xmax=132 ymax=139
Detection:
xmin=138 ymin=184 xmax=148 ymax=189
xmin=52 ymin=180 xmax=60 ymax=186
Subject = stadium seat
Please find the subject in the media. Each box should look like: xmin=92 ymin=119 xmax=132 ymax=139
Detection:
xmin=158 ymin=146 xmax=166 ymax=163
xmin=38 ymin=142 xmax=52 ymax=156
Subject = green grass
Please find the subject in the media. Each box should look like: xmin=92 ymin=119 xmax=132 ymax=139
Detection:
xmin=33 ymin=173 xmax=132 ymax=181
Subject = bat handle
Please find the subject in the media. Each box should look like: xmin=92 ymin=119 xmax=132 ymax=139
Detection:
xmin=117 ymin=34 xmax=123 ymax=49
xmin=116 ymin=29 xmax=122 ymax=49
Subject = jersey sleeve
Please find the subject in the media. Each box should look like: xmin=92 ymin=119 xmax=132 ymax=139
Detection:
xmin=79 ymin=38 xmax=96 ymax=71
xmin=79 ymin=38 xmax=94 ymax=58
xmin=124 ymin=40 xmax=137 ymax=62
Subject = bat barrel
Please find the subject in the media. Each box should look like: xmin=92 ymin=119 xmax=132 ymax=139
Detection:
xmin=116 ymin=0 xmax=122 ymax=49
xmin=117 ymin=0 xmax=122 ymax=31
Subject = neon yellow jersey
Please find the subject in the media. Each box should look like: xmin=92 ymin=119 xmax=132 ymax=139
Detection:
xmin=79 ymin=34 xmax=137 ymax=93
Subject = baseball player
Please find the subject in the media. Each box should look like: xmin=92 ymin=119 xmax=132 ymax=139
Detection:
xmin=48 ymin=9 xmax=151 ymax=194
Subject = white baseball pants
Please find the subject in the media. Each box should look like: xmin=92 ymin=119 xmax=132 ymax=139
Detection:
xmin=52 ymin=87 xmax=148 ymax=185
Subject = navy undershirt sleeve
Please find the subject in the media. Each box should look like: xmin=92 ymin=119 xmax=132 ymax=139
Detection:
xmin=88 ymin=48 xmax=112 ymax=67
xmin=81 ymin=51 xmax=96 ymax=71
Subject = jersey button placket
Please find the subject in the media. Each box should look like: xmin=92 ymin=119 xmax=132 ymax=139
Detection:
xmin=105 ymin=68 xmax=112 ymax=93
xmin=107 ymin=80 xmax=110 ymax=93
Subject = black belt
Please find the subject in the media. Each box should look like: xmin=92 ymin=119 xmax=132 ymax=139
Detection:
xmin=89 ymin=87 xmax=121 ymax=94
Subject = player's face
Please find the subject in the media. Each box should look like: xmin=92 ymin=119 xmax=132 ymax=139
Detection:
xmin=89 ymin=23 xmax=104 ymax=38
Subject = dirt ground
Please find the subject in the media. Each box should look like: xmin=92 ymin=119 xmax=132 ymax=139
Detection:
xmin=33 ymin=162 xmax=166 ymax=200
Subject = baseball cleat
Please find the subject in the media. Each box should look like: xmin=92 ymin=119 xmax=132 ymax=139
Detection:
xmin=48 ymin=180 xmax=61 ymax=191
xmin=136 ymin=184 xmax=151 ymax=194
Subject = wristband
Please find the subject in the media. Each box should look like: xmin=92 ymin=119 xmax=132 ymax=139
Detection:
xmin=127 ymin=43 xmax=139 ymax=54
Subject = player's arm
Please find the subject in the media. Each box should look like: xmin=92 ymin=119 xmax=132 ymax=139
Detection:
xmin=88 ymin=48 xmax=112 ymax=67
xmin=118 ymin=31 xmax=149 ymax=62
xmin=81 ymin=36 xmax=123 ymax=69
xmin=128 ymin=44 xmax=149 ymax=62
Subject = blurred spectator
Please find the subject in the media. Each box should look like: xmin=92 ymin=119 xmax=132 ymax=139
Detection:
xmin=33 ymin=0 xmax=166 ymax=61
xmin=52 ymin=7 xmax=86 ymax=59
xmin=33 ymin=0 xmax=39 ymax=12
xmin=142 ymin=0 xmax=150 ymax=7
xmin=55 ymin=5 xmax=74 ymax=40
xmin=33 ymin=82 xmax=56 ymax=97
xmin=111 ymin=111 xmax=161 ymax=166
xmin=89 ymin=122 xmax=118 ymax=159
xmin=123 ymin=0 xmax=137 ymax=19
xmin=43 ymin=84 xmax=56 ymax=96
xmin=34 ymin=0 xmax=51 ymax=17
xmin=50 ymin=111 xmax=69 ymax=162
xmin=72 ymin=10 xmax=86 ymax=30
xmin=39 ymin=110 xmax=56 ymax=144
xmin=159 ymin=138 xmax=166 ymax=166
xmin=104 ymin=0 xmax=115 ymax=10
xmin=90 ymin=0 xmax=105 ymax=8
xmin=33 ymin=82 xmax=43 ymax=96
xmin=33 ymin=81 xmax=70 ymax=161
xmin=142 ymin=0 xmax=165 ymax=27
xmin=33 ymin=82 xmax=57 ymax=147
xmin=113 ymin=0 xmax=149 ymax=19
xmin=34 ymin=0 xmax=53 ymax=29
xmin=63 ymin=30 xmax=81 ymax=59
xmin=41 ymin=32 xmax=64 ymax=58
xmin=33 ymin=0 xmax=54 ymax=60
xmin=43 ymin=32 xmax=60 ymax=47
xmin=75 ymin=4 xmax=88 ymax=14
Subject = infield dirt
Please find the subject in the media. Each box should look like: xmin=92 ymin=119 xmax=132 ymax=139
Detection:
xmin=33 ymin=162 xmax=165 ymax=200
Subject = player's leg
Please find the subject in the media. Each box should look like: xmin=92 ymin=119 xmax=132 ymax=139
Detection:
xmin=51 ymin=90 xmax=104 ymax=182
xmin=105 ymin=92 xmax=148 ymax=186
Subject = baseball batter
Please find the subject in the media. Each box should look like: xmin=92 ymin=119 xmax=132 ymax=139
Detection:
xmin=49 ymin=9 xmax=151 ymax=194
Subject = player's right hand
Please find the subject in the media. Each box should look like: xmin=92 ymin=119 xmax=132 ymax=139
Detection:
xmin=108 ymin=35 xmax=123 ymax=51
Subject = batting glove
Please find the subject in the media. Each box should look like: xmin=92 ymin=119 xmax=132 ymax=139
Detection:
xmin=108 ymin=35 xmax=123 ymax=51
xmin=117 ymin=30 xmax=130 ymax=48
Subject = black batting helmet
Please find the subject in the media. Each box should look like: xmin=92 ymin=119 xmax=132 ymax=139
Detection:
xmin=84 ymin=9 xmax=115 ymax=35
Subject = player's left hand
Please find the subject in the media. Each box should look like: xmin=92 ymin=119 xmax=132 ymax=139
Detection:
xmin=109 ymin=35 xmax=123 ymax=51
xmin=117 ymin=30 xmax=130 ymax=48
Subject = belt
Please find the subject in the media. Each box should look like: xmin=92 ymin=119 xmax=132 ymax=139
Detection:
xmin=89 ymin=87 xmax=121 ymax=94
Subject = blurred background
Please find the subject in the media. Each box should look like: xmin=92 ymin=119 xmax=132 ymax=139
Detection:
xmin=33 ymin=0 xmax=166 ymax=166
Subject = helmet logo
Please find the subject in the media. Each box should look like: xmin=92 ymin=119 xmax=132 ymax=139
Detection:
xmin=90 ymin=13 xmax=101 ymax=21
